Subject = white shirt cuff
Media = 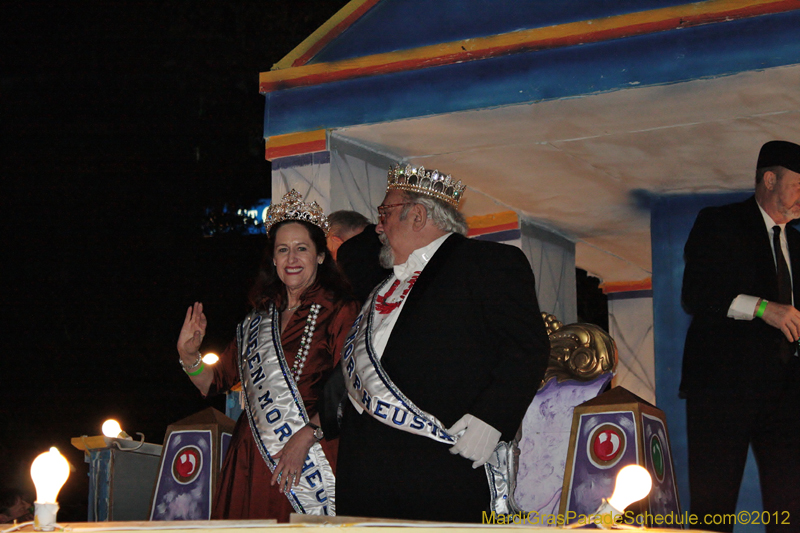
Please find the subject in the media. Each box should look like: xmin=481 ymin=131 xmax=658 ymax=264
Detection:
xmin=728 ymin=294 xmax=761 ymax=320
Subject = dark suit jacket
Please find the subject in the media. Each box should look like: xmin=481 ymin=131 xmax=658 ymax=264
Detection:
xmin=335 ymin=233 xmax=550 ymax=522
xmin=681 ymin=196 xmax=800 ymax=397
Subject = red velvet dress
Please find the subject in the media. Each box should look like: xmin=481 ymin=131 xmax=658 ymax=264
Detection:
xmin=207 ymin=285 xmax=359 ymax=521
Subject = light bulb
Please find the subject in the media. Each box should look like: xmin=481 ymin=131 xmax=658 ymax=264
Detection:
xmin=102 ymin=419 xmax=122 ymax=438
xmin=202 ymin=352 xmax=219 ymax=365
xmin=30 ymin=447 xmax=70 ymax=504
xmin=102 ymin=418 xmax=132 ymax=440
xmin=607 ymin=464 xmax=652 ymax=513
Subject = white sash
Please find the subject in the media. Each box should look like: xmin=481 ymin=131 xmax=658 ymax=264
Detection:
xmin=238 ymin=306 xmax=335 ymax=515
xmin=341 ymin=288 xmax=515 ymax=513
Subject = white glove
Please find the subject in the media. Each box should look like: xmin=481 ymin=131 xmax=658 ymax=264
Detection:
xmin=447 ymin=414 xmax=501 ymax=468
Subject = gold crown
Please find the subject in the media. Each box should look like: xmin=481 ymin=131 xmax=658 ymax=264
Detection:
xmin=387 ymin=165 xmax=466 ymax=208
xmin=264 ymin=189 xmax=330 ymax=236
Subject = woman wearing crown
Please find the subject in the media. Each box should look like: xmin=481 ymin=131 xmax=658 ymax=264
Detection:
xmin=176 ymin=190 xmax=359 ymax=521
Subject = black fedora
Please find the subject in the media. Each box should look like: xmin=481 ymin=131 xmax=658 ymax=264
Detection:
xmin=757 ymin=140 xmax=800 ymax=173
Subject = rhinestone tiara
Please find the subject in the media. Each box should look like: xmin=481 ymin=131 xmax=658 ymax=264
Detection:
xmin=263 ymin=189 xmax=330 ymax=236
xmin=387 ymin=165 xmax=466 ymax=208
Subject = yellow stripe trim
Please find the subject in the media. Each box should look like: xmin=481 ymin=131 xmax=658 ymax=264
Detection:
xmin=466 ymin=211 xmax=519 ymax=230
xmin=272 ymin=0 xmax=377 ymax=71
xmin=261 ymin=0 xmax=792 ymax=89
xmin=265 ymin=130 xmax=327 ymax=150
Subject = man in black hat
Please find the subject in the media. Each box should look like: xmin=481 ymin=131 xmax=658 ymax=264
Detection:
xmin=681 ymin=140 xmax=800 ymax=532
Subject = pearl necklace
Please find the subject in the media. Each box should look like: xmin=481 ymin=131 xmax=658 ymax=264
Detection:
xmin=290 ymin=303 xmax=321 ymax=382
xmin=375 ymin=271 xmax=421 ymax=314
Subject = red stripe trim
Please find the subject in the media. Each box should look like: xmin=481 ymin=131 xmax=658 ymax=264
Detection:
xmin=260 ymin=0 xmax=799 ymax=93
xmin=467 ymin=221 xmax=519 ymax=237
xmin=265 ymin=139 xmax=328 ymax=160
xmin=601 ymin=279 xmax=653 ymax=294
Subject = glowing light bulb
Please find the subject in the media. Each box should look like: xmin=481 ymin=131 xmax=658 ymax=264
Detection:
xmin=202 ymin=352 xmax=219 ymax=365
xmin=31 ymin=447 xmax=69 ymax=530
xmin=30 ymin=447 xmax=70 ymax=504
xmin=102 ymin=419 xmax=122 ymax=438
xmin=582 ymin=464 xmax=653 ymax=528
xmin=102 ymin=419 xmax=131 ymax=439
xmin=607 ymin=464 xmax=652 ymax=513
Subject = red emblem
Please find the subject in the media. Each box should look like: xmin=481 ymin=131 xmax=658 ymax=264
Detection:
xmin=172 ymin=446 xmax=202 ymax=484
xmin=588 ymin=423 xmax=626 ymax=468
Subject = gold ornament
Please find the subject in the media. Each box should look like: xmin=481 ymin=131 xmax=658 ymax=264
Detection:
xmin=387 ymin=165 xmax=466 ymax=208
xmin=540 ymin=312 xmax=617 ymax=387
xmin=264 ymin=189 xmax=330 ymax=236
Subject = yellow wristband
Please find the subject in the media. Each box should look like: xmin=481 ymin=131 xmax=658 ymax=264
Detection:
xmin=755 ymin=299 xmax=768 ymax=318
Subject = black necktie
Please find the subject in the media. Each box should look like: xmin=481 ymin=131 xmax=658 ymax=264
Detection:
xmin=773 ymin=225 xmax=794 ymax=362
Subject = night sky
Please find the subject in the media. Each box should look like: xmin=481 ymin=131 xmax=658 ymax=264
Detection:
xmin=2 ymin=0 xmax=349 ymax=520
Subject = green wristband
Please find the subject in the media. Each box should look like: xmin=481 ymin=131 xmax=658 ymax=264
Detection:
xmin=755 ymin=299 xmax=768 ymax=318
xmin=185 ymin=361 xmax=205 ymax=376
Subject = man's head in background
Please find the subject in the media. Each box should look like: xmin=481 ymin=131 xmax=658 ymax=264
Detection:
xmin=326 ymin=210 xmax=371 ymax=260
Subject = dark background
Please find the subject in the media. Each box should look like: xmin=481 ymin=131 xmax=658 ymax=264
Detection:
xmin=1 ymin=0 xmax=349 ymax=520
xmin=1 ymin=1 xmax=608 ymax=521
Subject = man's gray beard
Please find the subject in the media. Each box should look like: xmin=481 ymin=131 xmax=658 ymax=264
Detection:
xmin=378 ymin=235 xmax=395 ymax=269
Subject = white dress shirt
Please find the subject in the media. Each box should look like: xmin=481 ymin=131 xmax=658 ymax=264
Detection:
xmin=728 ymin=202 xmax=794 ymax=320
xmin=349 ymin=232 xmax=451 ymax=413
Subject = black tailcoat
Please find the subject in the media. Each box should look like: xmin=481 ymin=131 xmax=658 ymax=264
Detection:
xmin=336 ymin=233 xmax=550 ymax=522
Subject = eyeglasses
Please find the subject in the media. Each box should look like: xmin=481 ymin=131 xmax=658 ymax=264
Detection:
xmin=377 ymin=202 xmax=411 ymax=221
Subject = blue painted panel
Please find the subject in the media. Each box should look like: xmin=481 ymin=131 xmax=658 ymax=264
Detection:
xmin=607 ymin=289 xmax=653 ymax=301
xmin=271 ymin=151 xmax=330 ymax=170
xmin=225 ymin=390 xmax=243 ymax=421
xmin=565 ymin=410 xmax=640 ymax=518
xmin=87 ymin=448 xmax=112 ymax=521
xmin=266 ymin=11 xmax=800 ymax=137
xmin=471 ymin=228 xmax=521 ymax=242
xmin=314 ymin=0 xmax=695 ymax=63
xmin=651 ymin=191 xmax=767 ymax=531
xmin=151 ymin=430 xmax=214 ymax=520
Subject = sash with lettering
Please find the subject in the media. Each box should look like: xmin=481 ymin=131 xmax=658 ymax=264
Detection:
xmin=238 ymin=306 xmax=335 ymax=515
xmin=341 ymin=287 xmax=516 ymax=514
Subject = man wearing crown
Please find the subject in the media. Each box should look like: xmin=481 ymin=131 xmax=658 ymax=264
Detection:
xmin=332 ymin=165 xmax=551 ymax=522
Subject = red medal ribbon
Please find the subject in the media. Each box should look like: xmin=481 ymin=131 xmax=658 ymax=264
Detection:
xmin=375 ymin=271 xmax=421 ymax=314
